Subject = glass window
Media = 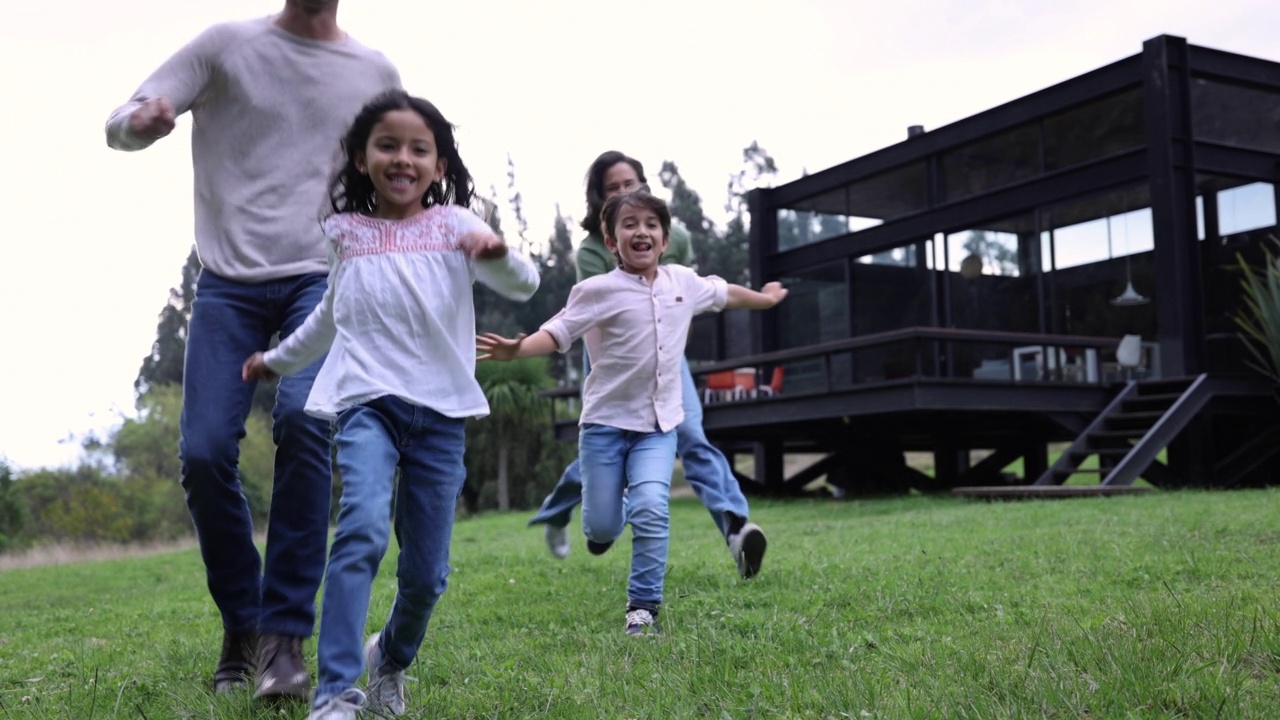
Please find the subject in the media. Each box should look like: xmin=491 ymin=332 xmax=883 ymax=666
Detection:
xmin=1217 ymin=182 xmax=1277 ymax=236
xmin=1191 ymin=78 xmax=1280 ymax=153
xmin=851 ymin=239 xmax=935 ymax=336
xmin=778 ymin=162 xmax=927 ymax=250
xmin=943 ymin=214 xmax=1039 ymax=333
xmin=942 ymin=124 xmax=1040 ymax=201
xmin=1039 ymin=186 xmax=1157 ymax=339
xmin=777 ymin=263 xmax=848 ymax=349
xmin=1043 ymin=88 xmax=1146 ymax=171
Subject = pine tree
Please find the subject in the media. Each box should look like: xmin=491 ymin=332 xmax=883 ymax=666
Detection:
xmin=135 ymin=247 xmax=200 ymax=397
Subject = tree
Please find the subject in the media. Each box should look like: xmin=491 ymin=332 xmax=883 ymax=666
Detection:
xmin=659 ymin=160 xmax=717 ymax=269
xmin=717 ymin=142 xmax=785 ymax=284
xmin=0 ymin=459 xmax=31 ymax=552
xmin=506 ymin=154 xmax=530 ymax=255
xmin=464 ymin=358 xmax=571 ymax=513
xmin=962 ymin=230 xmax=1019 ymax=276
xmin=136 ymin=246 xmax=200 ymax=397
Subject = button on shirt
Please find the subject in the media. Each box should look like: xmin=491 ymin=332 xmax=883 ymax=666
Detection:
xmin=540 ymin=266 xmax=728 ymax=433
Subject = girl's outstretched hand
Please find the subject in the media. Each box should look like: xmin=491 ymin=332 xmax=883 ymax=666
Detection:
xmin=461 ymin=231 xmax=509 ymax=260
xmin=242 ymin=352 xmax=278 ymax=382
xmin=476 ymin=332 xmax=526 ymax=361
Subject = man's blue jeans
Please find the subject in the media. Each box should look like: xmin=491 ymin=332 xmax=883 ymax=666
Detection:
xmin=179 ymin=270 xmax=333 ymax=638
xmin=529 ymin=357 xmax=749 ymax=539
xmin=579 ymin=423 xmax=677 ymax=611
xmin=314 ymin=396 xmax=467 ymax=707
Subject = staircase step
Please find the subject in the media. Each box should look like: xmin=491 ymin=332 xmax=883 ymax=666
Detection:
xmin=1135 ymin=378 xmax=1193 ymax=396
xmin=1089 ymin=429 xmax=1147 ymax=440
xmin=1121 ymin=393 xmax=1183 ymax=411
xmin=1104 ymin=411 xmax=1165 ymax=429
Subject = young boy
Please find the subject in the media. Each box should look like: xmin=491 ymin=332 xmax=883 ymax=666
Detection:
xmin=476 ymin=189 xmax=786 ymax=634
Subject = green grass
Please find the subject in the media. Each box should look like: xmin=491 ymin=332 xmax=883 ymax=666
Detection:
xmin=2 ymin=491 xmax=1279 ymax=718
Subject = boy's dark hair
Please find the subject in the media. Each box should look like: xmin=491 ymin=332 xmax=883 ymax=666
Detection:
xmin=601 ymin=189 xmax=671 ymax=240
xmin=581 ymin=151 xmax=647 ymax=234
xmin=330 ymin=90 xmax=475 ymax=215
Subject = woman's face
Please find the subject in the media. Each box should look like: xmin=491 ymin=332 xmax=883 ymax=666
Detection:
xmin=601 ymin=162 xmax=641 ymax=201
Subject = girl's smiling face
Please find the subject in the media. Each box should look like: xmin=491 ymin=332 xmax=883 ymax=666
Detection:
xmin=606 ymin=203 xmax=669 ymax=281
xmin=357 ymin=109 xmax=445 ymax=220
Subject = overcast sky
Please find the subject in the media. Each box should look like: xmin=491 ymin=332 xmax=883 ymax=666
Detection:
xmin=1 ymin=0 xmax=1276 ymax=470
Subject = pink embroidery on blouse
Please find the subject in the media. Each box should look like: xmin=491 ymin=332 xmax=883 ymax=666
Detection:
xmin=327 ymin=207 xmax=463 ymax=261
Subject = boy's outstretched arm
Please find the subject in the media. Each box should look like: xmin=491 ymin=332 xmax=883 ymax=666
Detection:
xmin=477 ymin=330 xmax=560 ymax=361
xmin=726 ymin=281 xmax=788 ymax=310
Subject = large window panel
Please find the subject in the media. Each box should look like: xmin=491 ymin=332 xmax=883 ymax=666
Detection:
xmin=1217 ymin=181 xmax=1277 ymax=236
xmin=944 ymin=213 xmax=1039 ymax=334
xmin=776 ymin=263 xmax=849 ymax=394
xmin=852 ymin=239 xmax=935 ymax=334
xmin=778 ymin=162 xmax=927 ymax=251
xmin=1043 ymin=88 xmax=1146 ymax=171
xmin=1192 ymin=78 xmax=1280 ymax=153
xmin=1040 ymin=186 xmax=1157 ymax=341
xmin=942 ymin=124 xmax=1040 ymax=201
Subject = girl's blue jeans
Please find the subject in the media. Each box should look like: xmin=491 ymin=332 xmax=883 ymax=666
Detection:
xmin=313 ymin=396 xmax=466 ymax=708
xmin=578 ymin=423 xmax=678 ymax=611
xmin=530 ymin=356 xmax=749 ymax=539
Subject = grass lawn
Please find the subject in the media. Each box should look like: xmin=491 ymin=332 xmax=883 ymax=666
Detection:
xmin=2 ymin=491 xmax=1278 ymax=718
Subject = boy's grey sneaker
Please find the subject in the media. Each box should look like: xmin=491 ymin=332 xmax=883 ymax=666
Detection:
xmin=624 ymin=608 xmax=659 ymax=636
xmin=213 ymin=629 xmax=257 ymax=693
xmin=728 ymin=522 xmax=767 ymax=579
xmin=305 ymin=688 xmax=366 ymax=720
xmin=364 ymin=632 xmax=407 ymax=716
xmin=545 ymin=524 xmax=570 ymax=559
xmin=253 ymin=633 xmax=310 ymax=699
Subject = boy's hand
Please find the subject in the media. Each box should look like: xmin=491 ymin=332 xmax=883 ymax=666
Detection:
xmin=476 ymin=332 xmax=526 ymax=361
xmin=760 ymin=281 xmax=788 ymax=307
xmin=241 ymin=352 xmax=278 ymax=382
xmin=461 ymin=232 xmax=509 ymax=260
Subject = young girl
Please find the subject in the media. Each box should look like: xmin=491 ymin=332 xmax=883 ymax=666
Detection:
xmin=243 ymin=90 xmax=539 ymax=720
xmin=477 ymin=189 xmax=786 ymax=635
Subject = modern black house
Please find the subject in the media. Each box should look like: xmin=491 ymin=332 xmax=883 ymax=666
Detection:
xmin=665 ymin=34 xmax=1279 ymax=495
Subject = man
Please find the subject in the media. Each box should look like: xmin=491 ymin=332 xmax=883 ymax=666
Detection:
xmin=104 ymin=0 xmax=400 ymax=699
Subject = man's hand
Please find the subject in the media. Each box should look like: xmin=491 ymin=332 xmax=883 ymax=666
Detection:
xmin=476 ymin=332 xmax=526 ymax=361
xmin=242 ymin=352 xmax=278 ymax=382
xmin=461 ymin=231 xmax=509 ymax=260
xmin=129 ymin=97 xmax=177 ymax=140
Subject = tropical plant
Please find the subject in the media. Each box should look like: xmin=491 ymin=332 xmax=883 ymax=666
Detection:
xmin=471 ymin=358 xmax=555 ymax=511
xmin=1234 ymin=241 xmax=1280 ymax=388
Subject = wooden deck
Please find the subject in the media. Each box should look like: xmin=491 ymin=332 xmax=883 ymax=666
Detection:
xmin=951 ymin=485 xmax=1155 ymax=500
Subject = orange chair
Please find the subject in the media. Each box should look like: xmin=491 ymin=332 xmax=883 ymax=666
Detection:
xmin=752 ymin=367 xmax=785 ymax=397
xmin=703 ymin=371 xmax=737 ymax=403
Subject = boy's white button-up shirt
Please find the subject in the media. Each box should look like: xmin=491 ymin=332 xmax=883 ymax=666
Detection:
xmin=540 ymin=265 xmax=728 ymax=433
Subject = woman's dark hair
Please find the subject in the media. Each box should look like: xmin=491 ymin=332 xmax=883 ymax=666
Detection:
xmin=601 ymin=189 xmax=671 ymax=241
xmin=330 ymin=90 xmax=474 ymax=215
xmin=580 ymin=151 xmax=646 ymax=234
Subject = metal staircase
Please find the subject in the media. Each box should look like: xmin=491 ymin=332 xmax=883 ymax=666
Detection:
xmin=1033 ymin=374 xmax=1213 ymax=487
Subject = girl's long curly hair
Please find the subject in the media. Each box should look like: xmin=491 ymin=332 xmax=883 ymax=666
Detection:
xmin=329 ymin=90 xmax=475 ymax=215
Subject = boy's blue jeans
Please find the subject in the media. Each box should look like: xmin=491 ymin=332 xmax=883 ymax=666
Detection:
xmin=179 ymin=270 xmax=333 ymax=639
xmin=579 ymin=423 xmax=677 ymax=611
xmin=314 ymin=396 xmax=467 ymax=708
xmin=530 ymin=356 xmax=749 ymax=539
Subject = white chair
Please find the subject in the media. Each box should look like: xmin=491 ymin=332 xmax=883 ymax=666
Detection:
xmin=1116 ymin=334 xmax=1143 ymax=380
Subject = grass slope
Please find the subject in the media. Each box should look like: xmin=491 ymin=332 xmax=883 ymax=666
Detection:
xmin=2 ymin=491 xmax=1278 ymax=719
